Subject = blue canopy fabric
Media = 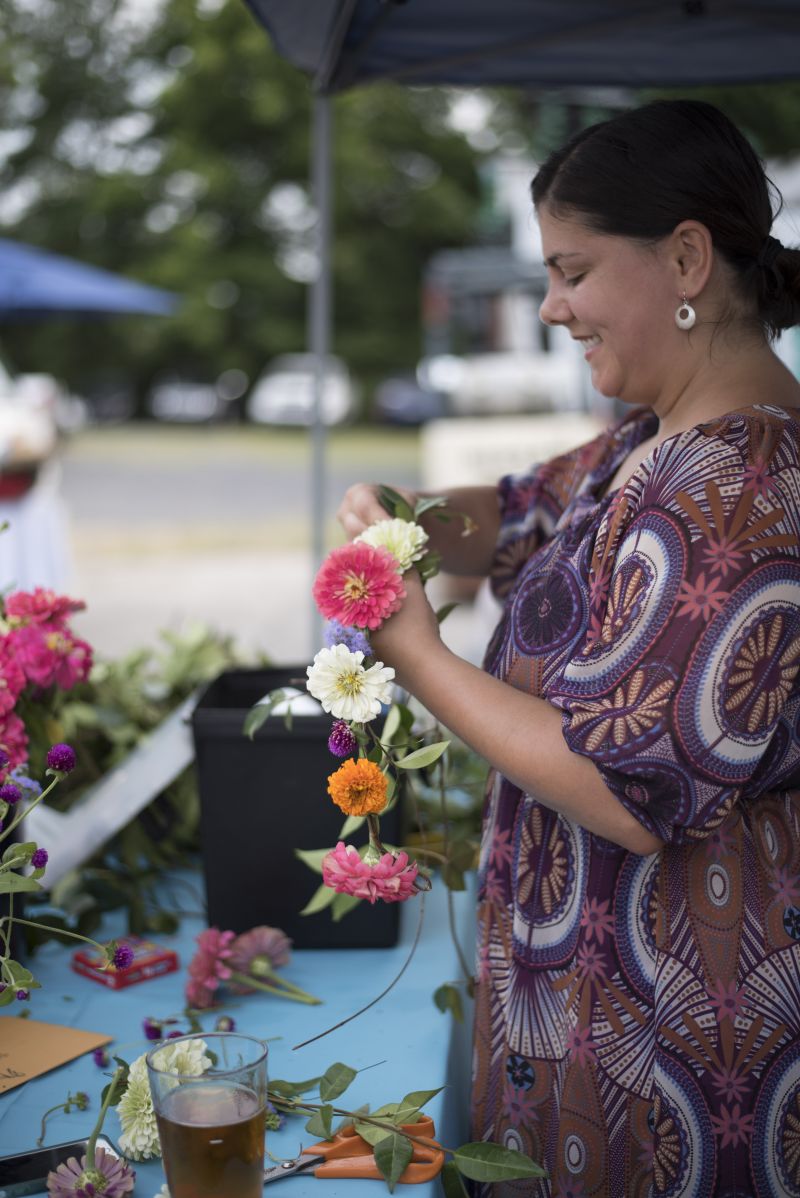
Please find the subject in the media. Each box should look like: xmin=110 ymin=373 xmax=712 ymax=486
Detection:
xmin=245 ymin=0 xmax=800 ymax=93
xmin=0 ymin=238 xmax=178 ymax=319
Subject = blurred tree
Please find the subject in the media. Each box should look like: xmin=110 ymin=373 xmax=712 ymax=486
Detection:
xmin=0 ymin=0 xmax=484 ymax=413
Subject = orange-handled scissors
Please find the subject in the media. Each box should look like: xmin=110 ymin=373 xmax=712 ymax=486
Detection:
xmin=262 ymin=1114 xmax=445 ymax=1184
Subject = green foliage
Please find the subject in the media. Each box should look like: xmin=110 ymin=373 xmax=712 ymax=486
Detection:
xmin=0 ymin=0 xmax=484 ymax=409
xmin=373 ymin=1132 xmax=413 ymax=1192
xmin=452 ymin=1142 xmax=547 ymax=1182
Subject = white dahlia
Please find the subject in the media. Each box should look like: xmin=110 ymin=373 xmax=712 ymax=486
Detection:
xmin=357 ymin=518 xmax=428 ymax=572
xmin=117 ymin=1039 xmax=210 ymax=1161
xmin=306 ymin=644 xmax=394 ymax=722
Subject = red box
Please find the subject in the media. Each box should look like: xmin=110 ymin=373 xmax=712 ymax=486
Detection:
xmin=71 ymin=936 xmax=179 ymax=989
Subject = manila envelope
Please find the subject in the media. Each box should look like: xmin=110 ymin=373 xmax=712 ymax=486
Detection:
xmin=0 ymin=1017 xmax=112 ymax=1092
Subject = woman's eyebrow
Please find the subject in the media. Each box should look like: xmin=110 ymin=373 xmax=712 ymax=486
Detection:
xmin=543 ymin=251 xmax=583 ymax=267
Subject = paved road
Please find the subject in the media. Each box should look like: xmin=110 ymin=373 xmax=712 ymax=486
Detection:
xmin=56 ymin=423 xmax=432 ymax=663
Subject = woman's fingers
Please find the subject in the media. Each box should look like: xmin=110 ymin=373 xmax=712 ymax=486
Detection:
xmin=336 ymin=483 xmax=416 ymax=538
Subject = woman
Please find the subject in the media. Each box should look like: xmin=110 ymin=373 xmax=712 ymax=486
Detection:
xmin=339 ymin=100 xmax=800 ymax=1196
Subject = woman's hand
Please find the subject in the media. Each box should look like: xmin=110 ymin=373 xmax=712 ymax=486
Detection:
xmin=369 ymin=568 xmax=442 ymax=685
xmin=336 ymin=483 xmax=417 ymax=540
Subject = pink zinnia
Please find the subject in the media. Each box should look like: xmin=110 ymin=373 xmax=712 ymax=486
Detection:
xmin=0 ymin=642 xmax=26 ymax=716
xmin=227 ymin=926 xmax=292 ymax=994
xmin=9 ymin=625 xmax=92 ymax=690
xmin=6 ymin=587 xmax=85 ymax=629
xmin=185 ymin=927 xmax=236 ymax=1009
xmin=322 ymin=841 xmax=418 ymax=904
xmin=312 ymin=542 xmax=405 ymax=631
xmin=0 ymin=712 xmax=28 ymax=770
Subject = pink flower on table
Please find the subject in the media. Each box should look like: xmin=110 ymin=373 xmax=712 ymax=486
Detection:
xmin=46 ymin=1146 xmax=134 ymax=1197
xmin=0 ymin=643 xmax=26 ymax=716
xmin=312 ymin=541 xmax=405 ymax=631
xmin=0 ymin=712 xmax=28 ymax=770
xmin=9 ymin=624 xmax=92 ymax=690
xmin=6 ymin=587 xmax=85 ymax=629
xmin=185 ymin=928 xmax=235 ymax=1009
xmin=322 ymin=841 xmax=418 ymax=904
xmin=227 ymin=926 xmax=292 ymax=993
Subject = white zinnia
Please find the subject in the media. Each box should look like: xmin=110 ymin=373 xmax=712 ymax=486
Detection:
xmin=117 ymin=1039 xmax=210 ymax=1161
xmin=306 ymin=644 xmax=394 ymax=722
xmin=357 ymin=518 xmax=428 ymax=572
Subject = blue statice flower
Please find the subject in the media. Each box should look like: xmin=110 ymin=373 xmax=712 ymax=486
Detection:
xmin=10 ymin=769 xmax=42 ymax=799
xmin=323 ymin=620 xmax=371 ymax=657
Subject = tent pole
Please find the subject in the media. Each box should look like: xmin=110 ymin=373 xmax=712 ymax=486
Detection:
xmin=308 ymin=91 xmax=332 ymax=656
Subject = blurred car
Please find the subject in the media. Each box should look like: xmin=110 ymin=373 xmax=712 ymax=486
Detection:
xmin=372 ymin=375 xmax=447 ymax=425
xmin=147 ymin=377 xmax=228 ymax=423
xmin=246 ymin=354 xmax=356 ymax=426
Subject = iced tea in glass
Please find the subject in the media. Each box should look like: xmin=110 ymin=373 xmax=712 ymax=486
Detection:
xmin=147 ymin=1032 xmax=268 ymax=1198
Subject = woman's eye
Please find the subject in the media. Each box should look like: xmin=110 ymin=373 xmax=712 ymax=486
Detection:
xmin=565 ymin=273 xmax=585 ymax=287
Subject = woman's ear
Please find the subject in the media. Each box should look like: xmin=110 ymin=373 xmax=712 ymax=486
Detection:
xmin=669 ymin=220 xmax=713 ymax=297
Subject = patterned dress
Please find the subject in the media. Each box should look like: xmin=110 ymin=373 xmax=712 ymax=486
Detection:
xmin=473 ymin=404 xmax=800 ymax=1198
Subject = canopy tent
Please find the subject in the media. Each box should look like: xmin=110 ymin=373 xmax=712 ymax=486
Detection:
xmin=0 ymin=238 xmax=178 ymax=319
xmin=246 ymin=1 xmax=800 ymax=92
xmin=243 ymin=0 xmax=800 ymax=651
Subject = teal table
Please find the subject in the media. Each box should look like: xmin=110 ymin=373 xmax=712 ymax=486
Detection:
xmin=0 ymin=873 xmax=474 ymax=1196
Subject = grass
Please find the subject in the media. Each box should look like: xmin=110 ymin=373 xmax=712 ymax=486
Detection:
xmin=64 ymin=421 xmax=421 ymax=468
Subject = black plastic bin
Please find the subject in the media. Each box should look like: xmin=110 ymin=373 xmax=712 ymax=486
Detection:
xmin=191 ymin=667 xmax=403 ymax=949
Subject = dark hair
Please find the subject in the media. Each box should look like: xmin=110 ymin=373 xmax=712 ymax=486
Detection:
xmin=532 ymin=99 xmax=800 ymax=340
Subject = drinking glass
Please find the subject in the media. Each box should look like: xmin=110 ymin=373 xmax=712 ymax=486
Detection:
xmin=146 ymin=1031 xmax=268 ymax=1198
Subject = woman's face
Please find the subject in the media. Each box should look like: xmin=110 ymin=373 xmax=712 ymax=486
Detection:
xmin=537 ymin=204 xmax=679 ymax=406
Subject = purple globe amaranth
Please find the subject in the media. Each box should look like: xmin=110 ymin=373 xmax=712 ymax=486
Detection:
xmin=142 ymin=1016 xmax=163 ymax=1041
xmin=111 ymin=943 xmax=134 ymax=971
xmin=0 ymin=784 xmax=21 ymax=806
xmin=0 ymin=749 xmax=9 ymax=771
xmin=31 ymin=847 xmax=48 ymax=869
xmin=46 ymin=743 xmax=77 ymax=773
xmin=328 ymin=720 xmax=358 ymax=758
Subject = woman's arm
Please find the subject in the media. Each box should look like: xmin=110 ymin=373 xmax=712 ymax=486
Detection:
xmin=371 ymin=572 xmax=664 ymax=856
xmin=336 ymin=483 xmax=501 ymax=576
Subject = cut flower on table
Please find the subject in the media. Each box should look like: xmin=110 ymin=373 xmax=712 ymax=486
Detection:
xmin=184 ymin=923 xmax=320 ymax=1009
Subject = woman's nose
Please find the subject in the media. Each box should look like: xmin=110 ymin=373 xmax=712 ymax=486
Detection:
xmin=539 ymin=285 xmax=570 ymax=327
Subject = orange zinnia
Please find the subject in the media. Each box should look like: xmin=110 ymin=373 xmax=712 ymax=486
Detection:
xmin=327 ymin=757 xmax=388 ymax=816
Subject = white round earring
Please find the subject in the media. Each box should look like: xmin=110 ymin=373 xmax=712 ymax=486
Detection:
xmin=675 ymin=293 xmax=696 ymax=331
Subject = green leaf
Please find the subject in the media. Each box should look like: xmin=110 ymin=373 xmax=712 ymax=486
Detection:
xmin=374 ymin=1132 xmax=414 ymax=1192
xmin=338 ymin=813 xmax=365 ymax=838
xmin=331 ymin=892 xmax=361 ymax=922
xmin=305 ymin=1104 xmax=334 ymax=1140
xmin=0 ymin=986 xmax=14 ymax=1007
xmin=269 ymin=1076 xmax=322 ymax=1098
xmin=442 ymin=863 xmax=466 ymax=891
xmin=243 ymin=689 xmax=290 ymax=739
xmin=294 ymin=848 xmax=332 ymax=875
xmin=3 ymin=841 xmax=36 ymax=864
xmin=415 ymin=550 xmax=443 ymax=582
xmin=413 ymin=495 xmax=448 ymax=519
xmin=435 ymin=602 xmax=459 ymax=624
xmin=269 ymin=1078 xmax=319 ymax=1099
xmin=5 ymin=961 xmax=35 ymax=987
xmin=0 ymin=873 xmax=42 ymax=894
xmin=395 ymin=741 xmax=450 ymax=770
xmin=378 ymin=485 xmax=414 ymax=521
xmin=300 ymin=882 xmax=337 ymax=917
xmin=441 ymin=1161 xmax=471 ymax=1198
xmin=401 ymin=1086 xmax=444 ymax=1110
xmin=452 ymin=1143 xmax=546 ymax=1182
xmin=380 ymin=703 xmax=402 ymax=744
xmin=433 ymin=983 xmax=464 ymax=1023
xmin=319 ymin=1062 xmax=357 ymax=1102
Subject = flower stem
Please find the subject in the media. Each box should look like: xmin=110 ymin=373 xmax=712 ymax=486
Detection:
xmin=87 ymin=1067 xmax=124 ymax=1166
xmin=228 ymin=970 xmax=321 ymax=1006
xmin=292 ymin=890 xmax=426 ymax=1051
xmin=436 ymin=739 xmax=472 ymax=987
xmin=1 ymin=774 xmax=60 ymax=842
xmin=0 ymin=917 xmax=110 ymax=962
xmin=37 ymin=1099 xmax=70 ymax=1148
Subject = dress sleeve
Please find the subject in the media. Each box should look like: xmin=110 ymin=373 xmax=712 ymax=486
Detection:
xmin=490 ymin=423 xmax=617 ymax=602
xmin=552 ymin=412 xmax=800 ymax=846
